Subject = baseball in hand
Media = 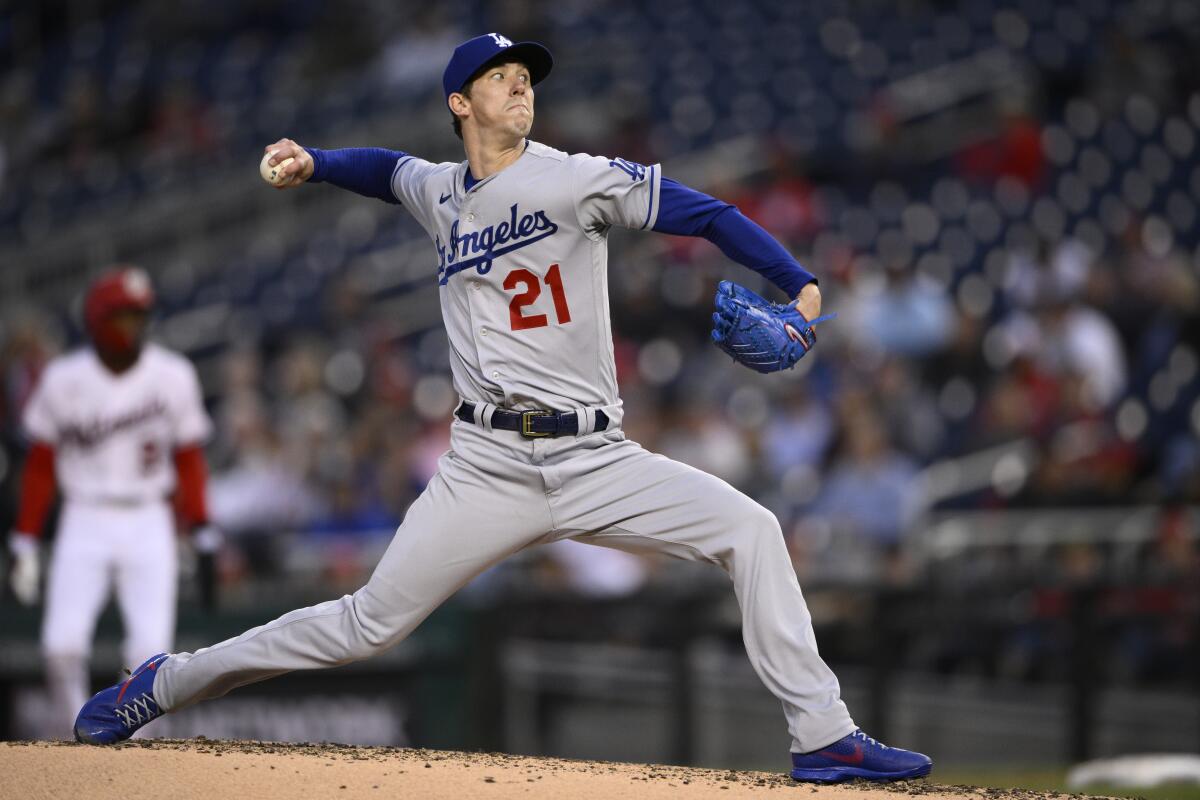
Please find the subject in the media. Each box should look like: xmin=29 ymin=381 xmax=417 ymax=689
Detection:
xmin=260 ymin=152 xmax=294 ymax=185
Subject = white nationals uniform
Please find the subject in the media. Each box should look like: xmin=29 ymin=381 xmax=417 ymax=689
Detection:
xmin=156 ymin=141 xmax=857 ymax=754
xmin=24 ymin=343 xmax=211 ymax=728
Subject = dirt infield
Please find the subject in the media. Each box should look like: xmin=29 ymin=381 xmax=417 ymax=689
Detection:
xmin=1 ymin=739 xmax=1084 ymax=800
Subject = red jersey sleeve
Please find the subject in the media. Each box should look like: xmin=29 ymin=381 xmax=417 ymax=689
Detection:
xmin=15 ymin=442 xmax=57 ymax=537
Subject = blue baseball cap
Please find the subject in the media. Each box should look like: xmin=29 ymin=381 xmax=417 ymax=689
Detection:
xmin=442 ymin=33 xmax=554 ymax=101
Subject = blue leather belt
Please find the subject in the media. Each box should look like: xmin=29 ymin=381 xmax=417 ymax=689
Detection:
xmin=455 ymin=401 xmax=609 ymax=438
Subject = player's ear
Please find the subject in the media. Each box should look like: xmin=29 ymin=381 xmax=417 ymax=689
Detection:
xmin=448 ymin=92 xmax=470 ymax=120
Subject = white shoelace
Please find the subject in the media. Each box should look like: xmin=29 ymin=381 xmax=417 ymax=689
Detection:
xmin=113 ymin=693 xmax=160 ymax=729
xmin=852 ymin=729 xmax=887 ymax=750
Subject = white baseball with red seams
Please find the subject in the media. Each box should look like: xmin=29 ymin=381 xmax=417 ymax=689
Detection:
xmin=259 ymin=151 xmax=293 ymax=185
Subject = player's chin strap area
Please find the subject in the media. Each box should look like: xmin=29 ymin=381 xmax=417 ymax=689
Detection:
xmin=455 ymin=400 xmax=610 ymax=438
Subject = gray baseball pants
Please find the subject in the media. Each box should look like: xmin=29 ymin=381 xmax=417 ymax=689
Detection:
xmin=155 ymin=417 xmax=856 ymax=753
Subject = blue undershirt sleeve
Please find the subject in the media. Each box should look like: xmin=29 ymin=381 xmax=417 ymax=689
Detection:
xmin=304 ymin=147 xmax=405 ymax=204
xmin=652 ymin=177 xmax=816 ymax=298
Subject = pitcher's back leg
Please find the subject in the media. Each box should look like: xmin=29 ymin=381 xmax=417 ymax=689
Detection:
xmin=155 ymin=445 xmax=551 ymax=712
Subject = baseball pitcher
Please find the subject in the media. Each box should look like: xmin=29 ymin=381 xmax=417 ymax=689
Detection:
xmin=73 ymin=34 xmax=930 ymax=782
xmin=8 ymin=268 xmax=217 ymax=738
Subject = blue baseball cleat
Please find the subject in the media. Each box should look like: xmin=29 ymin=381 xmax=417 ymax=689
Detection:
xmin=74 ymin=653 xmax=170 ymax=744
xmin=790 ymin=729 xmax=932 ymax=783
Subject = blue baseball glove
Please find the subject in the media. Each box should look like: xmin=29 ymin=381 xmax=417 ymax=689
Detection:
xmin=711 ymin=280 xmax=835 ymax=373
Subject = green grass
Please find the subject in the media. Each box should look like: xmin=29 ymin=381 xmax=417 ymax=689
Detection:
xmin=934 ymin=768 xmax=1200 ymax=800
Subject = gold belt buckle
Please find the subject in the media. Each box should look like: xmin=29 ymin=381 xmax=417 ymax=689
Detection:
xmin=521 ymin=410 xmax=555 ymax=438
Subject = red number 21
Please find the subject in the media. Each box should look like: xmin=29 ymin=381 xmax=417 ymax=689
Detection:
xmin=504 ymin=264 xmax=572 ymax=331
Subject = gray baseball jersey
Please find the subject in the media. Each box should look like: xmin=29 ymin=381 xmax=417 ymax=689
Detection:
xmin=152 ymin=139 xmax=857 ymax=755
xmin=393 ymin=141 xmax=658 ymax=412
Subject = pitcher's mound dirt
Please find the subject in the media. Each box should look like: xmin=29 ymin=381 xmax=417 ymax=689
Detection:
xmin=1 ymin=739 xmax=1085 ymax=800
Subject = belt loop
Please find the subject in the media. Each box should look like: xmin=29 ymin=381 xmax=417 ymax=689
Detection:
xmin=573 ymin=406 xmax=595 ymax=436
xmin=475 ymin=402 xmax=496 ymax=432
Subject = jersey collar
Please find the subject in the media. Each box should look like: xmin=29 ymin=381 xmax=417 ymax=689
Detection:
xmin=462 ymin=139 xmax=532 ymax=194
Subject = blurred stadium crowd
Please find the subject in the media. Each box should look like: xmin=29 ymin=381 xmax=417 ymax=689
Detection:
xmin=1 ymin=0 xmax=1198 ymax=650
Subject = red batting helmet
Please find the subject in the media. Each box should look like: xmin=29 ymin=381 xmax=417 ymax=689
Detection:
xmin=84 ymin=267 xmax=155 ymax=355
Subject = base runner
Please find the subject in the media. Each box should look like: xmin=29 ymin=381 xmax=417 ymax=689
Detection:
xmin=9 ymin=267 xmax=214 ymax=738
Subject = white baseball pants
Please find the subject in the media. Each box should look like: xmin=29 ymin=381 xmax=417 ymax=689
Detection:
xmin=42 ymin=498 xmax=178 ymax=737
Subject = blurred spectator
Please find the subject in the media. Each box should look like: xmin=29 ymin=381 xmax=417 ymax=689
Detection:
xmin=976 ymin=354 xmax=1061 ymax=447
xmin=536 ymin=539 xmax=651 ymax=598
xmin=1024 ymin=383 xmax=1138 ymax=505
xmin=657 ymin=400 xmax=753 ymax=489
xmin=377 ymin=10 xmax=463 ymax=95
xmin=207 ymin=391 xmax=320 ymax=540
xmin=0 ymin=310 xmax=61 ymax=533
xmin=273 ymin=340 xmax=349 ymax=479
xmin=761 ymin=387 xmax=834 ymax=475
xmin=737 ymin=146 xmax=822 ymax=243
xmin=1159 ymin=436 xmax=1200 ymax=503
xmin=874 ymin=358 xmax=946 ymax=460
xmin=954 ymin=95 xmax=1045 ymax=188
xmin=147 ymin=81 xmax=218 ymax=160
xmin=852 ymin=261 xmax=955 ymax=359
xmin=812 ymin=404 xmax=921 ymax=546
xmin=1034 ymin=295 xmax=1127 ymax=411
xmin=1 ymin=310 xmax=60 ymax=437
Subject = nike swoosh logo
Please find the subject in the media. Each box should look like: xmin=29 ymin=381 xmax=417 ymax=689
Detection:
xmin=439 ymin=192 xmax=452 ymax=204
xmin=819 ymin=744 xmax=864 ymax=765
xmin=784 ymin=323 xmax=812 ymax=349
